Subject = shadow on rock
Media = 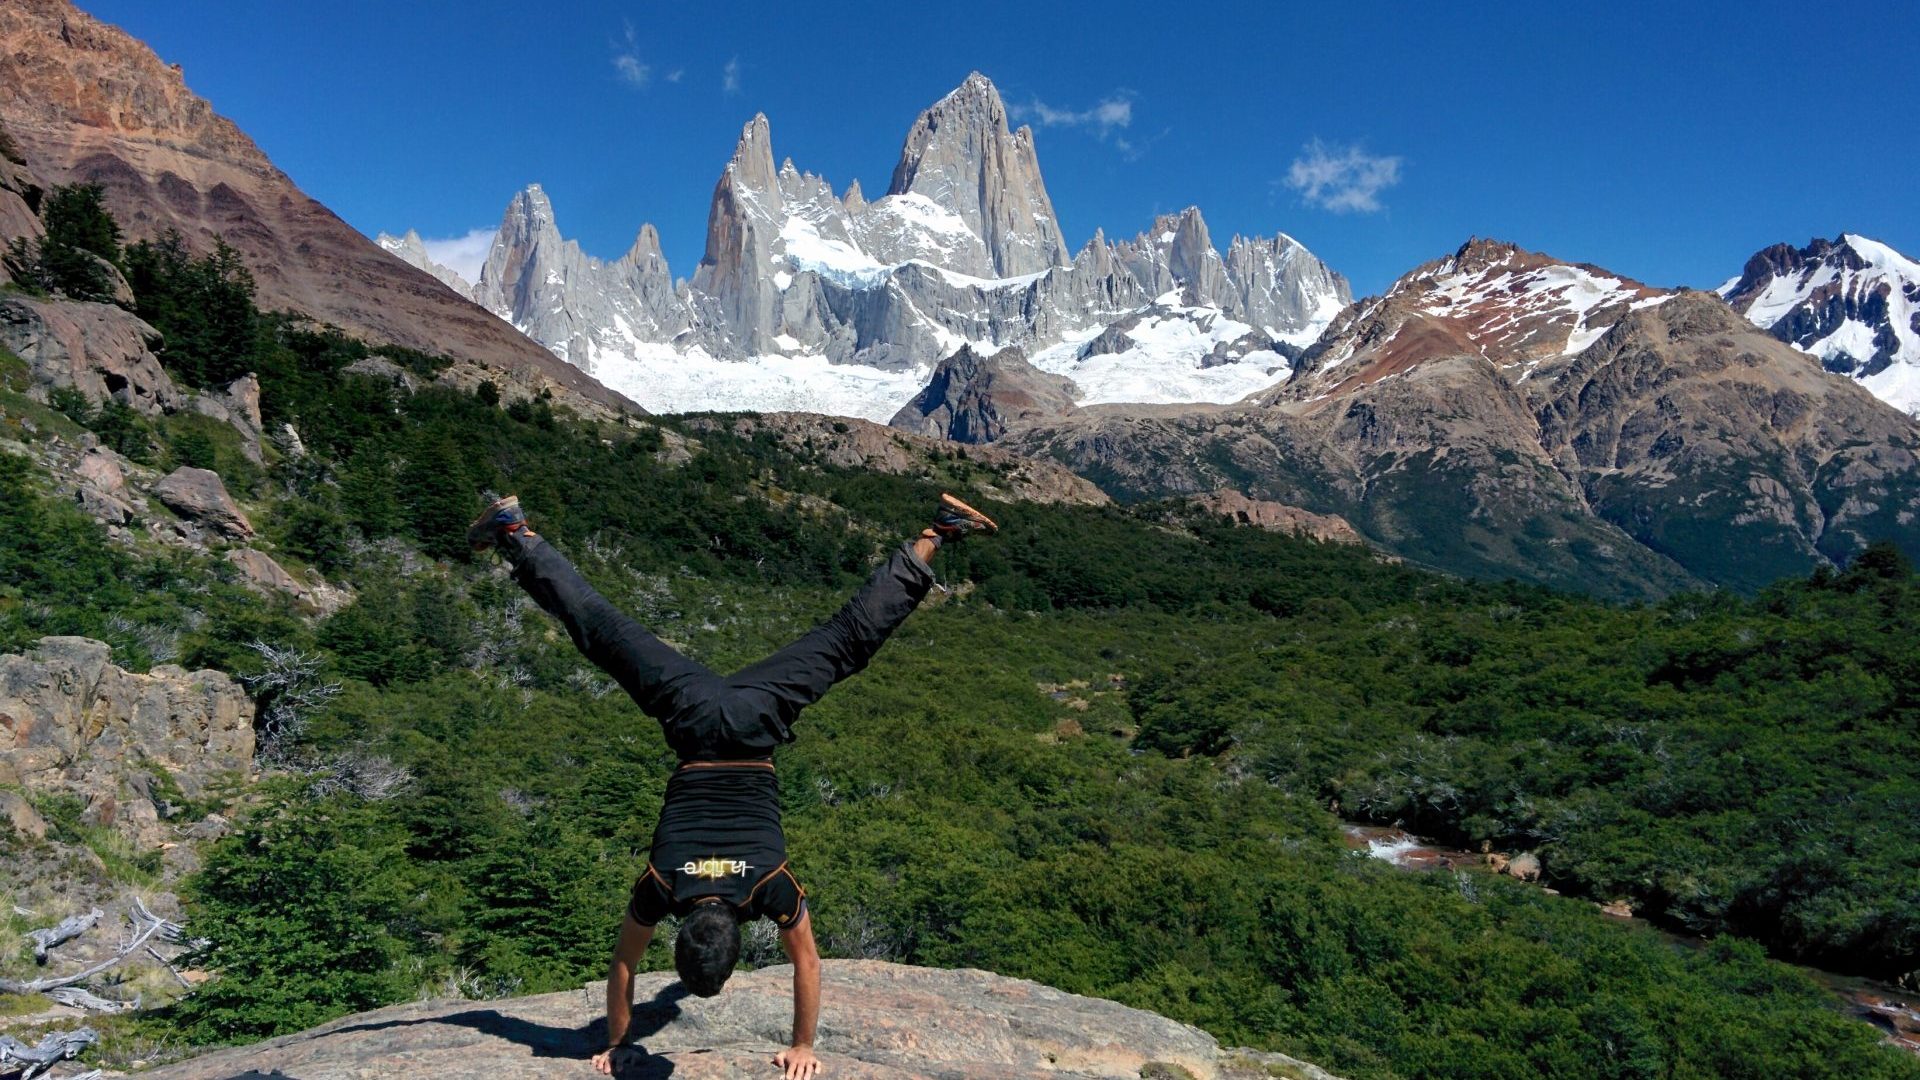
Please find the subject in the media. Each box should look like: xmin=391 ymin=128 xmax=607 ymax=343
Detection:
xmin=304 ymin=983 xmax=691 ymax=1078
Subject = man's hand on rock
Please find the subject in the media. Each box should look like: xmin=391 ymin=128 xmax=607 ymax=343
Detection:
xmin=774 ymin=1044 xmax=821 ymax=1079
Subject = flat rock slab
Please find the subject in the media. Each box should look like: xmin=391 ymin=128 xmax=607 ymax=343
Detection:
xmin=139 ymin=961 xmax=1337 ymax=1080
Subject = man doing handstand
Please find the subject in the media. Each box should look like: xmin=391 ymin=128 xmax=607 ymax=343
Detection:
xmin=468 ymin=492 xmax=999 ymax=1079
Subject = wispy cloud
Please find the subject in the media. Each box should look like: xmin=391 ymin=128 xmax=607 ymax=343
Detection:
xmin=664 ymin=68 xmax=684 ymax=84
xmin=1283 ymin=139 xmax=1402 ymax=213
xmin=612 ymin=20 xmax=649 ymax=88
xmin=421 ymin=228 xmax=496 ymax=285
xmin=1010 ymin=93 xmax=1134 ymax=138
xmin=723 ymin=56 xmax=741 ymax=95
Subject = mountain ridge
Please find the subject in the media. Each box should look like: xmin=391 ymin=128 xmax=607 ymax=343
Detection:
xmin=0 ymin=0 xmax=637 ymax=417
xmin=385 ymin=74 xmax=1351 ymax=420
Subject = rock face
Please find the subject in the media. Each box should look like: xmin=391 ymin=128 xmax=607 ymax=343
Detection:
xmin=889 ymin=344 xmax=1077 ymax=443
xmin=1002 ymin=240 xmax=1920 ymax=597
xmin=1721 ymin=234 xmax=1920 ymax=415
xmin=0 ymin=294 xmax=181 ymax=414
xmin=0 ymin=0 xmax=634 ymax=417
xmin=687 ymin=412 xmax=1109 ymax=508
xmin=138 ymin=961 xmax=1340 ymax=1080
xmin=448 ymin=74 xmax=1349 ymax=420
xmin=225 ymin=547 xmax=349 ymax=616
xmin=151 ymin=466 xmax=252 ymax=539
xmin=888 ymin=72 xmax=1068 ymax=279
xmin=0 ymin=636 xmax=254 ymax=848
xmin=1187 ymin=490 xmax=1363 ymax=544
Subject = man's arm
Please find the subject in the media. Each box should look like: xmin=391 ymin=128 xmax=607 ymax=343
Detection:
xmin=592 ymin=915 xmax=655 ymax=1076
xmin=773 ymin=911 xmax=822 ymax=1079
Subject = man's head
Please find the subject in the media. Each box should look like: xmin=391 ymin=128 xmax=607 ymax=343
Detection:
xmin=674 ymin=901 xmax=742 ymax=997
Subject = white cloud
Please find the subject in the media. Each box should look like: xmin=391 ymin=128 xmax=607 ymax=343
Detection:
xmin=1283 ymin=139 xmax=1402 ymax=214
xmin=421 ymin=228 xmax=496 ymax=285
xmin=614 ymin=55 xmax=650 ymax=87
xmin=612 ymin=20 xmax=649 ymax=88
xmin=665 ymin=68 xmax=684 ymax=83
xmin=1010 ymin=93 xmax=1134 ymax=137
xmin=723 ymin=56 xmax=741 ymax=95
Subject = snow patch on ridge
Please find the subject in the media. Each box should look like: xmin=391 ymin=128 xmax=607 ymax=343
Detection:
xmin=1723 ymin=233 xmax=1920 ymax=416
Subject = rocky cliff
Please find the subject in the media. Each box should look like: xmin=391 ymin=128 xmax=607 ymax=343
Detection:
xmin=0 ymin=0 xmax=634 ymax=417
xmin=0 ymin=636 xmax=253 ymax=850
xmin=134 ymin=961 xmax=1340 ymax=1080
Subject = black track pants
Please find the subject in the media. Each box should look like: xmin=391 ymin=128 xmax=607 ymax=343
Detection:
xmin=505 ymin=534 xmax=934 ymax=759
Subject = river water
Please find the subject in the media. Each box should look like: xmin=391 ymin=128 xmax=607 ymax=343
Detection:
xmin=1339 ymin=823 xmax=1920 ymax=1056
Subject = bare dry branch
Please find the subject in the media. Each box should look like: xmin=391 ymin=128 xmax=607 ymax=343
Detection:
xmin=27 ymin=909 xmax=102 ymax=965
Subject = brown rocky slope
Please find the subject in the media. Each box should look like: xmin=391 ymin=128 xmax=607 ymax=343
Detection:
xmin=0 ymin=0 xmax=633 ymax=416
xmin=136 ymin=961 xmax=1340 ymax=1080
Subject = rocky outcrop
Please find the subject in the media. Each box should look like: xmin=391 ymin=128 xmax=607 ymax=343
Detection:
xmin=0 ymin=0 xmax=635 ymax=418
xmin=137 ymin=961 xmax=1340 ymax=1080
xmin=0 ymin=294 xmax=181 ymax=414
xmin=151 ymin=466 xmax=251 ymax=539
xmin=0 ymin=119 xmax=42 ymax=278
xmin=225 ymin=547 xmax=350 ymax=616
xmin=889 ymin=344 xmax=1077 ymax=443
xmin=186 ymin=372 xmax=263 ymax=462
xmin=0 ymin=636 xmax=254 ymax=848
xmin=692 ymin=412 xmax=1108 ymax=508
xmin=1187 ymin=490 xmax=1363 ymax=544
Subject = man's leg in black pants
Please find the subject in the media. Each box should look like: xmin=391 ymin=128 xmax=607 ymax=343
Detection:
xmin=503 ymin=532 xmax=722 ymax=739
xmin=711 ymin=541 xmax=937 ymax=751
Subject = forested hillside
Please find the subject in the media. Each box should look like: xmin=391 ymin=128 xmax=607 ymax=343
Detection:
xmin=3 ymin=191 xmax=1917 ymax=1079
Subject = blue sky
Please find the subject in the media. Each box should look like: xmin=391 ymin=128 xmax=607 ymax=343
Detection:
xmin=81 ymin=0 xmax=1920 ymax=296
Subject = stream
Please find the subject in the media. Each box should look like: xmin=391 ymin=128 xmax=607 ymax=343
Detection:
xmin=1340 ymin=823 xmax=1920 ymax=1057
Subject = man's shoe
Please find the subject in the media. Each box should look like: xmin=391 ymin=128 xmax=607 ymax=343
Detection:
xmin=468 ymin=495 xmax=533 ymax=551
xmin=927 ymin=492 xmax=998 ymax=542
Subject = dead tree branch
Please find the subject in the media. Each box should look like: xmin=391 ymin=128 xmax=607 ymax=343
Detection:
xmin=0 ymin=902 xmax=177 ymax=996
xmin=26 ymin=910 xmax=102 ymax=965
xmin=0 ymin=1026 xmax=98 ymax=1080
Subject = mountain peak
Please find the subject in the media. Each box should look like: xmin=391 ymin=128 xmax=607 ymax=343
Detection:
xmin=887 ymin=75 xmax=1065 ymax=276
xmin=1723 ymin=232 xmax=1920 ymax=412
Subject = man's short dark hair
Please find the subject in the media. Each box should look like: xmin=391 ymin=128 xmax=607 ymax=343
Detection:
xmin=674 ymin=902 xmax=742 ymax=997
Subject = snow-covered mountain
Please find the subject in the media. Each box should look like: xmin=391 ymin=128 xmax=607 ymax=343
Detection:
xmin=1275 ymin=238 xmax=1672 ymax=402
xmin=375 ymin=229 xmax=475 ymax=299
xmin=1720 ymin=234 xmax=1920 ymax=415
xmin=384 ymin=73 xmax=1350 ymax=420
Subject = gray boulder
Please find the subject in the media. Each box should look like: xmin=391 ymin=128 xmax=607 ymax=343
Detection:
xmin=152 ymin=466 xmax=253 ymax=539
xmin=226 ymin=548 xmax=348 ymax=616
xmin=0 ymin=294 xmax=182 ymax=414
